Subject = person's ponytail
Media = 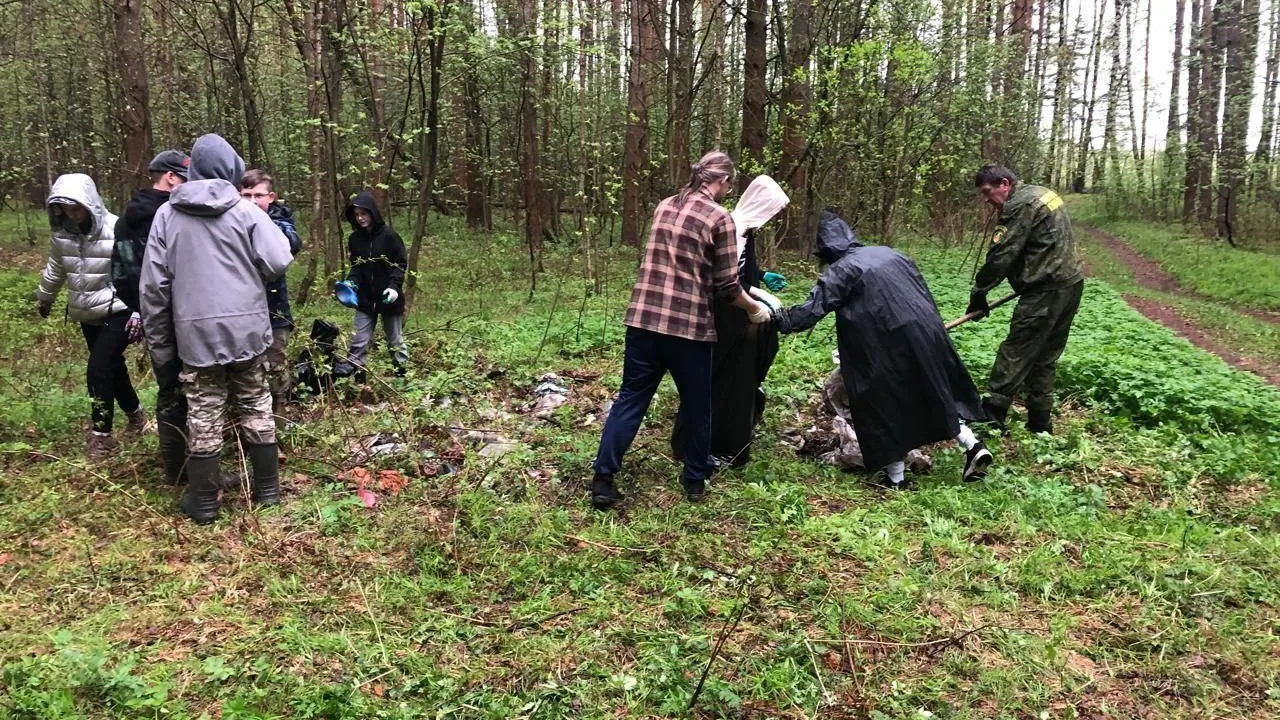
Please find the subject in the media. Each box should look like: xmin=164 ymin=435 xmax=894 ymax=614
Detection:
xmin=675 ymin=151 xmax=735 ymax=206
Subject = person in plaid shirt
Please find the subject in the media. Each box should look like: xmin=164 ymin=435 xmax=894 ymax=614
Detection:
xmin=591 ymin=151 xmax=773 ymax=510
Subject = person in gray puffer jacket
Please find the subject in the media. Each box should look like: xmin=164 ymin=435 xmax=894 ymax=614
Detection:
xmin=36 ymin=173 xmax=147 ymax=462
xmin=140 ymin=134 xmax=293 ymax=525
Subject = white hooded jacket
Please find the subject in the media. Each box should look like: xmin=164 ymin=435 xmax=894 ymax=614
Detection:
xmin=36 ymin=174 xmax=127 ymax=324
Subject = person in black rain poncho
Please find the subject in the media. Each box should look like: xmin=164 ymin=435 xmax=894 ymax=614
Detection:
xmin=670 ymin=174 xmax=788 ymax=467
xmin=771 ymin=210 xmax=994 ymax=489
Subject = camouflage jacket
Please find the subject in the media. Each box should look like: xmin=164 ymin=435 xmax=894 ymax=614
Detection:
xmin=973 ymin=183 xmax=1083 ymax=295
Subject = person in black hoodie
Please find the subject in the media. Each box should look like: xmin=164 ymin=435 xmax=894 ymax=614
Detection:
xmin=112 ymin=149 xmax=189 ymax=483
xmin=333 ymin=191 xmax=410 ymax=377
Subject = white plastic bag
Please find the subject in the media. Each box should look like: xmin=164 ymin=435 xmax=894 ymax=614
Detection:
xmin=730 ymin=175 xmax=789 ymax=265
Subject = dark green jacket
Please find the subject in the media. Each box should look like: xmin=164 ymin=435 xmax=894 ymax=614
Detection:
xmin=973 ymin=183 xmax=1083 ymax=295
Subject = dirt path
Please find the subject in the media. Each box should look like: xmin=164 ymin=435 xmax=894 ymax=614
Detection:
xmin=1077 ymin=223 xmax=1280 ymax=387
xmin=1078 ymin=223 xmax=1280 ymax=325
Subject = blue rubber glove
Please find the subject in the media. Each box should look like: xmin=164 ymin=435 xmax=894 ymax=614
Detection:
xmin=762 ymin=271 xmax=787 ymax=292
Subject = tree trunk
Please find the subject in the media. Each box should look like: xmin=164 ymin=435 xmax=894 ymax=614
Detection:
xmin=1195 ymin=0 xmax=1223 ymax=227
xmin=1048 ymin=0 xmax=1073 ymax=187
xmin=667 ymin=0 xmax=693 ymax=186
xmin=1183 ymin=0 xmax=1204 ymax=221
xmin=113 ymin=0 xmax=152 ymax=191
xmin=1215 ymin=0 xmax=1259 ymax=243
xmin=1164 ymin=0 xmax=1186 ymax=214
xmin=776 ymin=0 xmax=812 ymax=250
xmin=283 ymin=0 xmax=333 ymax=274
xmin=737 ymin=0 xmax=766 ymax=191
xmin=621 ymin=0 xmax=659 ymax=246
xmin=1073 ymin=0 xmax=1106 ymax=192
xmin=514 ymin=0 xmax=545 ymax=276
xmin=1253 ymin=0 xmax=1279 ymax=187
xmin=1096 ymin=0 xmax=1123 ymax=191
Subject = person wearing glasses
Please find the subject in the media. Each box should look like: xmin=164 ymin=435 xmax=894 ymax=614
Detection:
xmin=240 ymin=169 xmax=302 ymax=426
xmin=112 ymin=150 xmax=190 ymax=479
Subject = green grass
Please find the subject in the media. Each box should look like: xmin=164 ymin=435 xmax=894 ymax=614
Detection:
xmin=2 ymin=215 xmax=1279 ymax=718
xmin=1069 ymin=194 xmax=1280 ymax=312
xmin=1078 ymin=233 xmax=1280 ymax=366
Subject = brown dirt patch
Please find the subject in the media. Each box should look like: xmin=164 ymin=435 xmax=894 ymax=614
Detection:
xmin=1121 ymin=295 xmax=1280 ymax=386
xmin=1079 ymin=223 xmax=1280 ymax=325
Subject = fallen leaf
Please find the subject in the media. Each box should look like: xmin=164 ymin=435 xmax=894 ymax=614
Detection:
xmin=378 ymin=469 xmax=409 ymax=494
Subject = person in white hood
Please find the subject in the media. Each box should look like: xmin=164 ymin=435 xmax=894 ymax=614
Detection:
xmin=36 ymin=173 xmax=146 ymax=462
xmin=141 ymin=134 xmax=293 ymax=524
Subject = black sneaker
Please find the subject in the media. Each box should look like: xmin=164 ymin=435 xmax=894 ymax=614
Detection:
xmin=963 ymin=442 xmax=993 ymax=482
xmin=682 ymin=476 xmax=707 ymax=502
xmin=590 ymin=474 xmax=620 ymax=511
xmin=871 ymin=472 xmax=916 ymax=491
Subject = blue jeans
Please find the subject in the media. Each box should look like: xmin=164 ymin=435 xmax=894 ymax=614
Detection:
xmin=594 ymin=327 xmax=714 ymax=481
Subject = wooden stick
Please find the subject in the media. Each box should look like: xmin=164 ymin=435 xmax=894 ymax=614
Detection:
xmin=945 ymin=292 xmax=1020 ymax=331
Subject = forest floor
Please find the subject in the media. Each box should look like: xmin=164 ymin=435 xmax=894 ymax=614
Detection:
xmin=2 ymin=212 xmax=1279 ymax=719
xmin=1069 ymin=195 xmax=1280 ymax=387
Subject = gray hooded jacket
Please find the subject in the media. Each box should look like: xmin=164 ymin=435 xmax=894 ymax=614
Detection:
xmin=140 ymin=134 xmax=293 ymax=368
xmin=36 ymin=174 xmax=127 ymax=323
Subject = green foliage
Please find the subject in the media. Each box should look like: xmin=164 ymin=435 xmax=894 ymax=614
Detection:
xmin=2 ymin=217 xmax=1280 ymax=718
xmin=1072 ymin=195 xmax=1280 ymax=311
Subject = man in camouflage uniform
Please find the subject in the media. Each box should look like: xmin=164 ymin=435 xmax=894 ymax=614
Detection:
xmin=967 ymin=164 xmax=1084 ymax=434
xmin=140 ymin=134 xmax=293 ymax=524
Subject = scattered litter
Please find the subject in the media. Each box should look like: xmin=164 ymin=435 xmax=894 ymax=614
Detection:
xmin=478 ymin=439 xmax=521 ymax=458
xmin=350 ymin=433 xmax=408 ymax=462
xmin=377 ymin=469 xmax=409 ymax=495
xmin=340 ymin=466 xmax=378 ymax=509
xmin=457 ymin=428 xmax=522 ymax=458
xmin=799 ymin=368 xmax=932 ymax=472
xmin=528 ymin=372 xmax=571 ymax=419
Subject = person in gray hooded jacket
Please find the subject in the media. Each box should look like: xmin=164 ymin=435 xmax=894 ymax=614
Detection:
xmin=140 ymin=134 xmax=293 ymax=524
xmin=37 ymin=173 xmax=147 ymax=462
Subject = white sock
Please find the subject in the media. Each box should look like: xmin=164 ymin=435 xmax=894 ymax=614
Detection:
xmin=956 ymin=421 xmax=978 ymax=451
xmin=886 ymin=460 xmax=906 ymax=485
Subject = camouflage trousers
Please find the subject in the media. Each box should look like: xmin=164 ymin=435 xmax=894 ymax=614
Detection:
xmin=179 ymin=354 xmax=275 ymax=455
xmin=987 ymin=281 xmax=1085 ymax=413
xmin=265 ymin=327 xmax=292 ymax=411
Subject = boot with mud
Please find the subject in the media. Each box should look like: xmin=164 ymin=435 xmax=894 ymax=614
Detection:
xmin=181 ymin=453 xmax=222 ymax=524
xmin=156 ymin=422 xmax=188 ymax=484
xmin=980 ymin=398 xmax=1009 ymax=433
xmin=123 ymin=407 xmax=149 ymax=438
xmin=87 ymin=431 xmax=119 ymax=463
xmin=248 ymin=443 xmax=281 ymax=507
xmin=1027 ymin=407 xmax=1054 ymax=434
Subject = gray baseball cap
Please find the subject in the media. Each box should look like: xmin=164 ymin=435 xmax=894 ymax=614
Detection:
xmin=148 ymin=150 xmax=190 ymax=179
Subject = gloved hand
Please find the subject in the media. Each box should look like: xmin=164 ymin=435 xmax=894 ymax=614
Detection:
xmin=762 ymin=271 xmax=787 ymax=292
xmin=966 ymin=291 xmax=989 ymax=320
xmin=748 ymin=285 xmax=781 ymax=311
xmin=125 ymin=312 xmax=143 ymax=343
xmin=746 ymin=299 xmax=772 ymax=324
xmin=381 ymin=288 xmax=399 ymax=304
xmin=36 ymin=301 xmax=51 ymax=319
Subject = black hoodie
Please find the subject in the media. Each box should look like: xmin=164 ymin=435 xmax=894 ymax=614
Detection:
xmin=344 ymin=190 xmax=407 ymax=315
xmin=111 ymin=187 xmax=171 ymax=313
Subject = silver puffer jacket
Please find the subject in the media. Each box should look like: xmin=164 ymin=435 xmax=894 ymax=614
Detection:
xmin=36 ymin=174 xmax=127 ymax=324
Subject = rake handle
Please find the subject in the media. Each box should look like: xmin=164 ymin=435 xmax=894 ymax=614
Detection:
xmin=945 ymin=292 xmax=1020 ymax=331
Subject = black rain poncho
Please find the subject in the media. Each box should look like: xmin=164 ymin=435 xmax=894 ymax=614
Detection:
xmin=776 ymin=211 xmax=984 ymax=469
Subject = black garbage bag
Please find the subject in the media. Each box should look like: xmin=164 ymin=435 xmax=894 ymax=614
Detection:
xmin=293 ymin=319 xmax=340 ymax=400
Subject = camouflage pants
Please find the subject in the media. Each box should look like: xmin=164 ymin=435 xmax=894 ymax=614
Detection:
xmin=180 ymin=354 xmax=275 ymax=455
xmin=987 ymin=281 xmax=1084 ymax=413
xmin=265 ymin=327 xmax=292 ymax=410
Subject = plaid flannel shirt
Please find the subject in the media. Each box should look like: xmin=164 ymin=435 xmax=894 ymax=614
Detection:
xmin=624 ymin=187 xmax=741 ymax=342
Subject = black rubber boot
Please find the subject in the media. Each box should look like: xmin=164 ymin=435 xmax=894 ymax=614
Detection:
xmin=981 ymin=398 xmax=1009 ymax=432
xmin=1027 ymin=408 xmax=1054 ymax=434
xmin=248 ymin=443 xmax=281 ymax=507
xmin=180 ymin=453 xmax=222 ymax=525
xmin=591 ymin=473 xmax=620 ymax=511
xmin=682 ymin=475 xmax=707 ymax=502
xmin=157 ymin=421 xmax=189 ymax=485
